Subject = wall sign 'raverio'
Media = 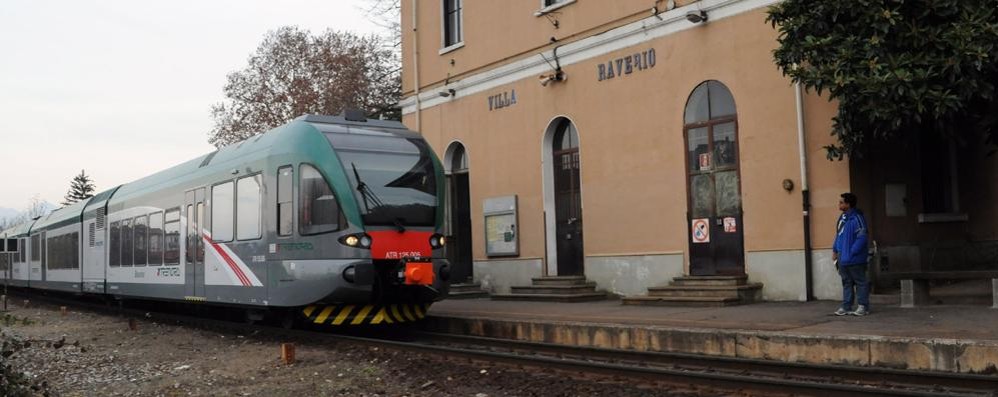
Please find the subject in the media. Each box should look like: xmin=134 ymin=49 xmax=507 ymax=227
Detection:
xmin=488 ymin=89 xmax=517 ymax=111
xmin=598 ymin=48 xmax=656 ymax=81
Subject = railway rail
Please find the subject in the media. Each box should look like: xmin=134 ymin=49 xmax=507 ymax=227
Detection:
xmin=5 ymin=288 xmax=998 ymax=397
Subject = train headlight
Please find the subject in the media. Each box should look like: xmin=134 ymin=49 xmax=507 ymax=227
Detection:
xmin=429 ymin=234 xmax=446 ymax=249
xmin=339 ymin=233 xmax=372 ymax=249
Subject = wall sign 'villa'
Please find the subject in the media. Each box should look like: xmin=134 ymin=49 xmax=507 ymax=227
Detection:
xmin=488 ymin=90 xmax=517 ymax=111
xmin=598 ymin=48 xmax=657 ymax=81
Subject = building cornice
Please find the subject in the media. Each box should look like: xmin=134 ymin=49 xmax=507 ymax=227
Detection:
xmin=400 ymin=0 xmax=780 ymax=115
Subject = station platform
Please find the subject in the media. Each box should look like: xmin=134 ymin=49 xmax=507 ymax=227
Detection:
xmin=423 ymin=298 xmax=998 ymax=374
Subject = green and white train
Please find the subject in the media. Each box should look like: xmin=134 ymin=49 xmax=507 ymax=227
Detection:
xmin=0 ymin=113 xmax=452 ymax=326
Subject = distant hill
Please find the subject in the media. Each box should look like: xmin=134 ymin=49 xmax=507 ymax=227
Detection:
xmin=0 ymin=201 xmax=58 ymax=228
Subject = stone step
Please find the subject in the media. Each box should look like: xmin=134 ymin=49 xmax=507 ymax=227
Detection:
xmin=490 ymin=292 xmax=608 ymax=303
xmin=647 ymin=283 xmax=763 ymax=299
xmin=511 ymin=283 xmax=598 ymax=295
xmin=671 ymin=275 xmax=748 ymax=287
xmin=621 ymin=295 xmax=743 ymax=307
xmin=531 ymin=276 xmax=589 ymax=286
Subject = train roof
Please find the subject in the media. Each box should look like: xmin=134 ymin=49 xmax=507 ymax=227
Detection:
xmin=109 ymin=113 xmax=411 ymax=205
xmin=5 ymin=219 xmax=36 ymax=237
xmin=33 ymin=199 xmax=88 ymax=231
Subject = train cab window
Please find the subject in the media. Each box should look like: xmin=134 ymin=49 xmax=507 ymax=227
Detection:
xmin=212 ymin=182 xmax=234 ymax=242
xmin=121 ymin=218 xmax=133 ymax=267
xmin=149 ymin=212 xmax=164 ymax=266
xmin=134 ymin=215 xmax=148 ymax=266
xmin=237 ymin=174 xmax=262 ymax=240
xmin=277 ymin=166 xmax=293 ymax=236
xmin=300 ymin=164 xmax=345 ymax=235
xmin=31 ymin=234 xmax=39 ymax=262
xmin=109 ymin=221 xmax=120 ymax=267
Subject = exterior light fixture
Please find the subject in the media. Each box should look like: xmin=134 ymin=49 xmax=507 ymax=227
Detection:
xmin=438 ymin=89 xmax=456 ymax=98
xmin=685 ymin=10 xmax=707 ymax=24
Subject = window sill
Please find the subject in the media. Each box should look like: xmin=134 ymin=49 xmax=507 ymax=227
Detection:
xmin=439 ymin=42 xmax=464 ymax=55
xmin=534 ymin=0 xmax=576 ymax=16
xmin=917 ymin=213 xmax=968 ymax=223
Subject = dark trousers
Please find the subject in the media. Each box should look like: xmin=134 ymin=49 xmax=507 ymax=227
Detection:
xmin=839 ymin=263 xmax=870 ymax=310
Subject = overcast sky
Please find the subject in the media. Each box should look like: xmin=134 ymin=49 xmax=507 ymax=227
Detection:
xmin=0 ymin=0 xmax=384 ymax=211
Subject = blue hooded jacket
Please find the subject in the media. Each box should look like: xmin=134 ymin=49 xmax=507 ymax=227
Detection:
xmin=833 ymin=209 xmax=868 ymax=266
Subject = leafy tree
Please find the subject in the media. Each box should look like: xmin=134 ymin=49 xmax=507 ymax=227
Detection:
xmin=208 ymin=27 xmax=401 ymax=147
xmin=767 ymin=0 xmax=998 ymax=159
xmin=62 ymin=170 xmax=96 ymax=206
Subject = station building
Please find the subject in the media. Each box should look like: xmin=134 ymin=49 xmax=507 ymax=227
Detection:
xmin=400 ymin=0 xmax=998 ymax=301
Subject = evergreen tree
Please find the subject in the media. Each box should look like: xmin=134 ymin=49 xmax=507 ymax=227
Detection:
xmin=62 ymin=170 xmax=96 ymax=206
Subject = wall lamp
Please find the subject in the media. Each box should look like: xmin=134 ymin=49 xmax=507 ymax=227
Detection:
xmin=685 ymin=10 xmax=708 ymax=24
xmin=438 ymin=88 xmax=456 ymax=98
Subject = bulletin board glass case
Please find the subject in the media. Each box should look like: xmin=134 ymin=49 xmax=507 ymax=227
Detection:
xmin=483 ymin=195 xmax=518 ymax=257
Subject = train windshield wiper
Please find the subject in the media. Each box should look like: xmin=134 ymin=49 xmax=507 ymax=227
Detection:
xmin=351 ymin=163 xmax=405 ymax=232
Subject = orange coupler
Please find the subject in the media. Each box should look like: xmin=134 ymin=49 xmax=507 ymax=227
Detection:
xmin=404 ymin=262 xmax=435 ymax=285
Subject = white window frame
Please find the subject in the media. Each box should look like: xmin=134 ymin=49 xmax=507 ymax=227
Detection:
xmin=535 ymin=0 xmax=576 ymax=16
xmin=440 ymin=0 xmax=464 ymax=54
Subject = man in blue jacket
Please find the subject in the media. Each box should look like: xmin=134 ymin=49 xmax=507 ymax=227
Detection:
xmin=832 ymin=192 xmax=870 ymax=316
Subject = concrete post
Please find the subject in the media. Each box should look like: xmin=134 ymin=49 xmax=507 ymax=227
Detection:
xmin=900 ymin=279 xmax=929 ymax=308
xmin=992 ymin=278 xmax=998 ymax=309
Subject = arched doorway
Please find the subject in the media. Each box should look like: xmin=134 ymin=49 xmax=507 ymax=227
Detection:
xmin=543 ymin=118 xmax=584 ymax=276
xmin=683 ymin=81 xmax=744 ymax=276
xmin=444 ymin=142 xmax=473 ymax=283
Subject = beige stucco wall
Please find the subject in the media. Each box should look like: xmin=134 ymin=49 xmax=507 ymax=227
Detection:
xmin=402 ymin=1 xmax=851 ymax=298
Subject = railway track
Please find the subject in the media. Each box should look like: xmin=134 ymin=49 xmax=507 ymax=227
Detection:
xmin=6 ymin=289 xmax=998 ymax=397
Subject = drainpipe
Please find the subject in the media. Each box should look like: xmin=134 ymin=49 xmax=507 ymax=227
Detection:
xmin=411 ymin=0 xmax=422 ymax=132
xmin=796 ymin=81 xmax=814 ymax=301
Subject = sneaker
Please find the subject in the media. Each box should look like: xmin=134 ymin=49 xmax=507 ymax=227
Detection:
xmin=851 ymin=305 xmax=869 ymax=316
xmin=833 ymin=307 xmax=850 ymax=316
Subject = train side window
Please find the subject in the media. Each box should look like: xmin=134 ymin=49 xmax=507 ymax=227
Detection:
xmin=31 ymin=234 xmax=39 ymax=262
xmin=149 ymin=212 xmax=164 ymax=266
xmin=164 ymin=209 xmax=180 ymax=265
xmin=134 ymin=215 xmax=148 ymax=266
xmin=212 ymin=182 xmax=234 ymax=242
xmin=70 ymin=232 xmax=79 ymax=269
xmin=185 ymin=205 xmax=194 ymax=263
xmin=277 ymin=166 xmax=293 ymax=236
xmin=121 ymin=218 xmax=133 ymax=267
xmin=109 ymin=221 xmax=120 ymax=267
xmin=40 ymin=233 xmax=46 ymax=268
xmin=19 ymin=238 xmax=25 ymax=263
xmin=300 ymin=164 xmax=345 ymax=235
xmin=237 ymin=174 xmax=262 ymax=240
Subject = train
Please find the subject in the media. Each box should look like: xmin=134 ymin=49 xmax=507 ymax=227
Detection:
xmin=0 ymin=112 xmax=452 ymax=326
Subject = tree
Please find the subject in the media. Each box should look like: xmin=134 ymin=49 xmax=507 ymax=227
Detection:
xmin=767 ymin=0 xmax=998 ymax=159
xmin=62 ymin=170 xmax=96 ymax=206
xmin=208 ymin=27 xmax=401 ymax=147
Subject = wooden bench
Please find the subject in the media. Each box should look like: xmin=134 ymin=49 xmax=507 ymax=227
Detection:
xmin=883 ymin=271 xmax=998 ymax=308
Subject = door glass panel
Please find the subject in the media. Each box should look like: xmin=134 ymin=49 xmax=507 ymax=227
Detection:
xmin=684 ymin=83 xmax=710 ymax=124
xmin=708 ymin=81 xmax=737 ymax=118
xmin=691 ymin=174 xmax=714 ymax=218
xmin=715 ymin=170 xmax=741 ymax=216
xmin=687 ymin=127 xmax=709 ymax=172
xmin=712 ymin=122 xmax=737 ymax=168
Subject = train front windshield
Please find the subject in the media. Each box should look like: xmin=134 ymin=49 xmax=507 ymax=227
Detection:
xmin=326 ymin=131 xmax=438 ymax=227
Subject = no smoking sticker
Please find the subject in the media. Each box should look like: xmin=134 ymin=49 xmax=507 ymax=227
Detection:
xmin=692 ymin=218 xmax=710 ymax=243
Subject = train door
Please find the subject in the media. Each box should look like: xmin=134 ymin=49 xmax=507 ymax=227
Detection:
xmin=82 ymin=209 xmax=106 ymax=293
xmin=184 ymin=188 xmax=206 ymax=298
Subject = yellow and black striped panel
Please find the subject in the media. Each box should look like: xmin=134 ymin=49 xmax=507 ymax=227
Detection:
xmin=302 ymin=303 xmax=432 ymax=326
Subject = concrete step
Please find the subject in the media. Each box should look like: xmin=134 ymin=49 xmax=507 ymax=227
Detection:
xmin=450 ymin=282 xmax=486 ymax=293
xmin=490 ymin=292 xmax=608 ymax=303
xmin=511 ymin=283 xmax=598 ymax=295
xmin=671 ymin=275 xmax=748 ymax=287
xmin=531 ymin=276 xmax=589 ymax=286
xmin=447 ymin=290 xmax=490 ymax=299
xmin=647 ymin=283 xmax=763 ymax=300
xmin=621 ymin=295 xmax=743 ymax=307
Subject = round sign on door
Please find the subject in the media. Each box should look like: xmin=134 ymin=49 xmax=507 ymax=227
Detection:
xmin=691 ymin=218 xmax=710 ymax=243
